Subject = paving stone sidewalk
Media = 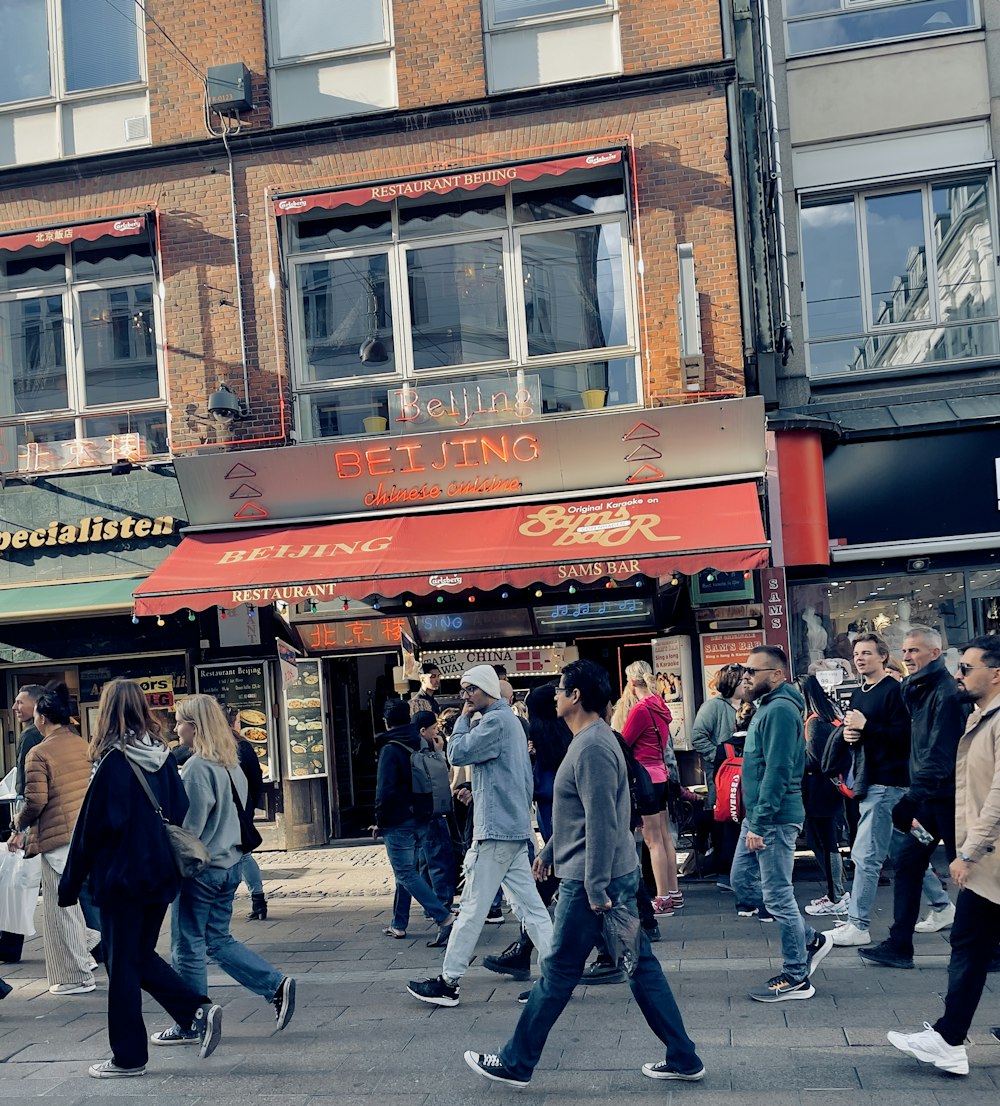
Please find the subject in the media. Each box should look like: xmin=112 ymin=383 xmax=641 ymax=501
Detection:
xmin=0 ymin=843 xmax=996 ymax=1104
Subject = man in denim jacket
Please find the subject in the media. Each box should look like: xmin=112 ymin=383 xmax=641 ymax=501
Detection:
xmin=407 ymin=665 xmax=552 ymax=1007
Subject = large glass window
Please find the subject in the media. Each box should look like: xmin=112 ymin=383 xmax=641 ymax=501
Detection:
xmin=285 ymin=162 xmax=640 ymax=440
xmin=799 ymin=174 xmax=1000 ymax=378
xmin=0 ymin=228 xmax=166 ymax=472
xmin=785 ymin=0 xmax=979 ymax=57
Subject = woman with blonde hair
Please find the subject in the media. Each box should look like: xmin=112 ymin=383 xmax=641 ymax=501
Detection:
xmin=612 ymin=660 xmax=681 ymax=917
xmin=59 ymin=679 xmax=221 ymax=1078
xmin=154 ymin=694 xmax=295 ymax=1045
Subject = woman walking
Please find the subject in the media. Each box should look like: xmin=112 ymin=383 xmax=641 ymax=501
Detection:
xmin=156 ymin=694 xmax=295 ymax=1043
xmin=612 ymin=660 xmax=681 ymax=917
xmin=11 ymin=686 xmax=98 ymax=996
xmin=59 ymin=679 xmax=222 ymax=1078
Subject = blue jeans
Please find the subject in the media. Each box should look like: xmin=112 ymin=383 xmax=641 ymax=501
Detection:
xmin=239 ymin=853 xmax=264 ymax=897
xmin=731 ymin=822 xmax=816 ymax=981
xmin=418 ymin=816 xmax=455 ymax=907
xmin=499 ymin=869 xmax=701 ymax=1080
xmin=383 ymin=822 xmax=450 ymax=931
xmin=848 ymin=784 xmax=904 ymax=930
xmin=171 ymin=862 xmax=283 ymax=1000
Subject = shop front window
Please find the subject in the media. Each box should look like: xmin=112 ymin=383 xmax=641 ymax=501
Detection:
xmin=789 ymin=572 xmax=968 ymax=680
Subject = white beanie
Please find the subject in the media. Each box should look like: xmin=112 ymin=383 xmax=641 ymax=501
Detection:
xmin=461 ymin=664 xmax=502 ymax=700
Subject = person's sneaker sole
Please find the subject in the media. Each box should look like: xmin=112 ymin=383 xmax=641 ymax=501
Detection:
xmin=807 ymin=931 xmax=835 ymax=977
xmin=150 ymin=1029 xmax=199 ymax=1045
xmin=88 ymin=1061 xmax=145 ymax=1078
xmin=275 ymin=977 xmax=296 ymax=1031
xmin=886 ymin=1031 xmax=969 ymax=1075
xmin=406 ymin=984 xmax=459 ymax=1007
xmin=749 ymin=983 xmax=815 ymax=1003
xmin=463 ymin=1050 xmax=529 ymax=1088
xmin=642 ymin=1062 xmax=706 ymax=1081
xmin=198 ymin=1005 xmax=222 ymax=1059
xmin=48 ymin=983 xmax=96 ymax=995
xmin=484 ymin=913 xmax=505 ymax=924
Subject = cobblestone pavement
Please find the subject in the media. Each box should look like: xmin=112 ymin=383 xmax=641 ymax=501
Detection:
xmin=0 ymin=843 xmax=996 ymax=1104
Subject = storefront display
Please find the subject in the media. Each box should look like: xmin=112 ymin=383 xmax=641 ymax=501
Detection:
xmin=195 ymin=661 xmax=276 ymax=782
xmin=281 ymin=659 xmax=329 ymax=779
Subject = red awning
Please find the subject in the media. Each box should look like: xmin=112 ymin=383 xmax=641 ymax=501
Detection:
xmin=273 ymin=150 xmax=623 ymax=217
xmin=0 ymin=215 xmax=147 ymax=253
xmin=133 ymin=483 xmax=767 ymax=616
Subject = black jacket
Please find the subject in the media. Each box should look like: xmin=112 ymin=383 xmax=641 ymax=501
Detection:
xmin=237 ymin=738 xmax=264 ymax=810
xmin=900 ymin=658 xmax=971 ymax=802
xmin=375 ymin=724 xmax=427 ymax=827
xmin=848 ymin=676 xmax=910 ymax=786
xmin=14 ymin=724 xmax=43 ymax=797
xmin=59 ymin=747 xmax=189 ymax=908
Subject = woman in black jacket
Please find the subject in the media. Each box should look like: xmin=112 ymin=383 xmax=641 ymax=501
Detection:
xmin=59 ymin=679 xmax=222 ymax=1079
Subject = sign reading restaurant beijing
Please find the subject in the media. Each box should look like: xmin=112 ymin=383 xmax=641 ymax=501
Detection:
xmin=175 ymin=397 xmax=766 ymax=529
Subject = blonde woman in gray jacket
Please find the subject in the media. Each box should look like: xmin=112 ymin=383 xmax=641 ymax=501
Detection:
xmin=150 ymin=695 xmax=295 ymax=1046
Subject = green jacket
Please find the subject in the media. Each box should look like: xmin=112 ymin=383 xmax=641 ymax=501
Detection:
xmin=742 ymin=682 xmax=806 ymax=832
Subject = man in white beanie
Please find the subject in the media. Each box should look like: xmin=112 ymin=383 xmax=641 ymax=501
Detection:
xmin=407 ymin=665 xmax=553 ymax=1007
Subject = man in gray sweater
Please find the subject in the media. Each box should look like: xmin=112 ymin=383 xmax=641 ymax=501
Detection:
xmin=464 ymin=659 xmax=704 ymax=1089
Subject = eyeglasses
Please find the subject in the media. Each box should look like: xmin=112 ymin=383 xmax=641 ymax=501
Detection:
xmin=460 ymin=686 xmax=480 ymax=697
xmin=741 ymin=667 xmax=777 ymax=677
xmin=554 ymin=685 xmax=571 ymax=695
xmin=957 ymin=663 xmax=999 ymax=676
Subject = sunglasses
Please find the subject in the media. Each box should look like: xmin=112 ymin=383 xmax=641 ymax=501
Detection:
xmin=741 ymin=667 xmax=778 ymax=677
xmin=957 ymin=663 xmax=999 ymax=677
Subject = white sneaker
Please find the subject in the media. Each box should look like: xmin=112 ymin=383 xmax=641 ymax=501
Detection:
xmin=805 ymin=893 xmax=850 ymax=917
xmin=48 ymin=982 xmax=96 ymax=995
xmin=829 ymin=921 xmax=871 ymax=946
xmin=887 ymin=1023 xmax=969 ymax=1075
xmin=914 ymin=902 xmax=955 ymax=933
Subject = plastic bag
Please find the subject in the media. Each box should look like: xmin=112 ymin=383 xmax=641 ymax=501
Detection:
xmin=0 ymin=767 xmax=16 ymax=799
xmin=0 ymin=848 xmax=41 ymax=935
xmin=601 ymin=902 xmax=642 ymax=976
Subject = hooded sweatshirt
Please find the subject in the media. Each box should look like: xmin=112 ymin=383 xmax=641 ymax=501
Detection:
xmin=180 ymin=755 xmax=247 ymax=870
xmin=742 ymin=682 xmax=807 ymax=832
xmin=621 ymin=695 xmax=674 ymax=783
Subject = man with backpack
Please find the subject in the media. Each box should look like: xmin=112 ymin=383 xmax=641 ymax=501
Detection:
xmin=732 ymin=646 xmax=834 ymax=1002
xmin=407 ymin=665 xmax=553 ymax=1008
xmin=374 ymin=699 xmax=453 ymax=946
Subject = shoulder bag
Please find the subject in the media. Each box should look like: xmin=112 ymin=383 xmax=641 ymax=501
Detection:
xmin=228 ymin=770 xmax=263 ymax=853
xmin=126 ymin=757 xmax=210 ymax=878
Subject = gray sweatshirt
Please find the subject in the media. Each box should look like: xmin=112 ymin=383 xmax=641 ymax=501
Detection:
xmin=540 ymin=718 xmax=638 ymax=906
xmin=180 ymin=755 xmax=246 ymax=870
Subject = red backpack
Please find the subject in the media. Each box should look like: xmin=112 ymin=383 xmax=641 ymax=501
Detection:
xmin=714 ymin=743 xmax=745 ymax=824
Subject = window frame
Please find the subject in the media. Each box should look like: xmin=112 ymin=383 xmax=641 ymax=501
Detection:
xmin=798 ymin=166 xmax=1000 ymax=381
xmin=265 ymin=0 xmax=394 ymax=69
xmin=483 ymin=0 xmax=616 ymax=32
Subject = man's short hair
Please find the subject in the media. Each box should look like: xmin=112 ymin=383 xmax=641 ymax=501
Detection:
xmin=749 ymin=644 xmax=788 ymax=674
xmin=853 ymin=632 xmax=889 ymax=660
xmin=905 ymin=625 xmax=942 ymax=650
xmin=420 ymin=662 xmax=441 ymax=676
xmin=964 ymin=635 xmax=1000 ymax=669
xmin=560 ymin=659 xmax=612 ymax=714
xmin=383 ymin=698 xmax=412 ymax=727
xmin=17 ymin=684 xmax=45 ymax=702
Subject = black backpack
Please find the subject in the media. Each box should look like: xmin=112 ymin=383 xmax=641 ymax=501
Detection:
xmin=614 ymin=734 xmax=658 ymax=821
xmin=389 ymin=742 xmax=453 ymax=817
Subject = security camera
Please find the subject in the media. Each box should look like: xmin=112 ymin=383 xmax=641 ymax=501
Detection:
xmin=207 ymin=383 xmax=244 ymax=425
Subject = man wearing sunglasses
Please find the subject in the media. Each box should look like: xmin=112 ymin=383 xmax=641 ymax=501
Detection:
xmin=860 ymin=626 xmax=970 ymax=970
xmin=887 ymin=636 xmax=1000 ymax=1075
xmin=407 ymin=664 xmax=552 ymax=1008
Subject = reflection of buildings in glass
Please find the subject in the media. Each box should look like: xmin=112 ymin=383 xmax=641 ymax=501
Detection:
xmin=850 ymin=181 xmax=996 ymax=373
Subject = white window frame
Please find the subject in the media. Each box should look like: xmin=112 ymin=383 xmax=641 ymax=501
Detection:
xmin=265 ymin=0 xmax=394 ymax=70
xmin=799 ymin=167 xmax=1000 ymax=380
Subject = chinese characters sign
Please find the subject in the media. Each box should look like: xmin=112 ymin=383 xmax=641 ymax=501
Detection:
xmin=301 ymin=617 xmax=408 ymax=653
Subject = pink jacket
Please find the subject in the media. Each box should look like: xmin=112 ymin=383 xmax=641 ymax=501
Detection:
xmin=622 ymin=697 xmax=673 ymax=784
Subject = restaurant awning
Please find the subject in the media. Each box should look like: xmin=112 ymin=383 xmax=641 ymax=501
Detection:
xmin=132 ymin=484 xmax=768 ymax=616
xmin=0 ymin=577 xmax=147 ymax=622
xmin=0 ymin=215 xmax=148 ymax=253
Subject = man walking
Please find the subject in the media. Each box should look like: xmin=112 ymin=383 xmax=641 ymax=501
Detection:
xmin=465 ymin=659 xmax=704 ymax=1088
xmin=860 ymin=626 xmax=970 ymax=969
xmin=887 ymin=637 xmax=1000 ymax=1075
xmin=732 ymin=646 xmax=833 ymax=1001
xmin=407 ymin=665 xmax=552 ymax=1007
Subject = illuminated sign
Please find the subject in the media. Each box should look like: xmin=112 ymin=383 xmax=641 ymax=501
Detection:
xmin=535 ymin=598 xmax=653 ymax=629
xmin=5 ymin=433 xmax=151 ymax=476
xmin=389 ymin=375 xmax=541 ymax=433
xmin=301 ymin=617 xmax=408 ymax=652
xmin=0 ymin=515 xmax=175 ymax=556
xmin=421 ymin=645 xmax=566 ymax=677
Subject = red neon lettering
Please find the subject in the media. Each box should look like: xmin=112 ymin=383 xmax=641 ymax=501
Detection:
xmin=365 ymin=447 xmax=394 ymax=476
xmin=334 ymin=450 xmax=362 ymax=478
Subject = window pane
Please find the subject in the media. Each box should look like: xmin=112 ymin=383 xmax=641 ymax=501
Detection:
xmin=293 ymin=255 xmax=395 ymax=382
xmin=407 ymin=239 xmax=510 ymax=369
xmin=520 ymin=222 xmax=626 ymax=356
xmin=0 ymin=295 xmax=68 ymax=414
xmin=0 ymin=245 xmax=65 ymax=292
xmin=79 ymin=285 xmax=158 ymax=405
xmin=0 ymin=0 xmax=50 ymax=104
xmin=492 ymin=0 xmax=607 ymax=22
xmin=84 ymin=409 xmax=168 ymax=458
xmin=801 ymin=199 xmax=863 ymax=338
xmin=292 ymin=210 xmax=392 ymax=251
xmin=932 ymin=178 xmax=997 ymax=322
xmin=72 ymin=233 xmax=152 ymax=280
xmin=537 ymin=356 xmax=638 ymax=412
xmin=787 ymin=0 xmax=977 ymax=55
xmin=63 ymin=0 xmax=140 ymax=92
xmin=865 ymin=190 xmax=929 ymax=327
xmin=514 ymin=177 xmax=626 ymax=222
xmin=305 ymin=384 xmax=389 ymax=440
xmin=272 ymin=0 xmax=386 ymax=58
xmin=808 ymin=321 xmax=1000 ymax=376
xmin=399 ymin=194 xmax=507 ymax=240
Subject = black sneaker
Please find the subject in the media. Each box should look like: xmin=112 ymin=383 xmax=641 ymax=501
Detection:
xmin=517 ymin=990 xmax=530 ymax=1004
xmin=758 ymin=907 xmax=775 ymax=922
xmin=407 ymin=975 xmax=460 ymax=1007
xmin=483 ymin=940 xmax=531 ymax=981
xmin=192 ymin=1002 xmax=223 ymax=1059
xmin=485 ymin=905 xmax=505 ymax=924
xmin=806 ymin=930 xmax=834 ymax=977
xmin=641 ymin=1060 xmax=706 ymax=1081
xmin=463 ymin=1050 xmax=530 ymax=1088
xmin=644 ymin=923 xmax=661 ymax=943
xmin=991 ymin=1027 xmax=1000 ymax=1043
xmin=858 ymin=940 xmax=914 ymax=969
xmin=579 ymin=958 xmax=626 ymax=985
xmin=272 ymin=977 xmax=296 ymax=1030
xmin=748 ymin=973 xmax=815 ymax=1003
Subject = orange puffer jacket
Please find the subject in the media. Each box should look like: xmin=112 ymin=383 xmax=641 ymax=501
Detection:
xmin=16 ymin=727 xmax=92 ymax=857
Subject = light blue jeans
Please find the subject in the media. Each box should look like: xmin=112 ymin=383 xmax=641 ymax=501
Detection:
xmin=442 ymin=839 xmax=553 ymax=983
xmin=171 ymin=862 xmax=283 ymax=1001
xmin=848 ymin=784 xmax=904 ymax=931
xmin=731 ymin=821 xmax=817 ymax=981
xmin=239 ymin=853 xmax=264 ymax=897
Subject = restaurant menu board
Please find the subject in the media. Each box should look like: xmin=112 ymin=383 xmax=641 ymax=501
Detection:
xmin=282 ymin=659 xmax=328 ymax=779
xmin=195 ymin=661 xmax=277 ymax=783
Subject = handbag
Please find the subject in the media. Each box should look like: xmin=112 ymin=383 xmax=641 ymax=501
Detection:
xmin=228 ymin=771 xmax=263 ymax=854
xmin=126 ymin=758 xmax=210 ymax=879
xmin=0 ymin=848 xmax=40 ymax=936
